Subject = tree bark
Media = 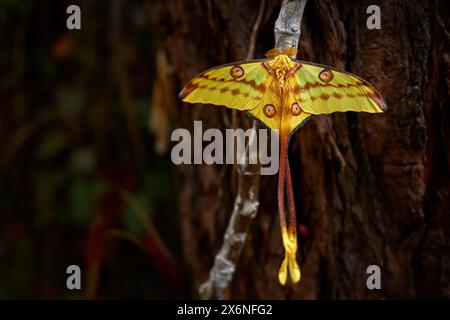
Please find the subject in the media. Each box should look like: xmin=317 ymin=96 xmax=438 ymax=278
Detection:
xmin=152 ymin=0 xmax=450 ymax=299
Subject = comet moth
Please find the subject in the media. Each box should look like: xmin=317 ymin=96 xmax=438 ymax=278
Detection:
xmin=179 ymin=47 xmax=387 ymax=285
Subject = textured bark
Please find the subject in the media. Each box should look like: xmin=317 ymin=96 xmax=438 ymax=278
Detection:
xmin=152 ymin=0 xmax=450 ymax=299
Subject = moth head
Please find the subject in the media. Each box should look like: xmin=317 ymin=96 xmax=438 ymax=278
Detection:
xmin=264 ymin=47 xmax=298 ymax=58
xmin=264 ymin=48 xmax=282 ymax=58
xmin=283 ymin=47 xmax=298 ymax=57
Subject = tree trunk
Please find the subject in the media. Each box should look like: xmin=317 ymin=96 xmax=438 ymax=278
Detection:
xmin=152 ymin=0 xmax=450 ymax=299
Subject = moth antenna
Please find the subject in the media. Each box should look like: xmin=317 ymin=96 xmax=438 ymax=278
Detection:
xmin=265 ymin=48 xmax=282 ymax=58
xmin=283 ymin=47 xmax=298 ymax=57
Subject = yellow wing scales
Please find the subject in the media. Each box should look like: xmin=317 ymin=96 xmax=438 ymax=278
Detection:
xmin=180 ymin=61 xmax=267 ymax=108
xmin=180 ymin=60 xmax=282 ymax=130
xmin=291 ymin=62 xmax=387 ymax=115
xmin=180 ymin=56 xmax=386 ymax=139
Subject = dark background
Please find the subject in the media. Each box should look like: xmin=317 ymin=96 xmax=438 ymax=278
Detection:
xmin=1 ymin=0 xmax=450 ymax=299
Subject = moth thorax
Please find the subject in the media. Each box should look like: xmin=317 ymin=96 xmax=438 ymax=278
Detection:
xmin=270 ymin=55 xmax=294 ymax=84
xmin=275 ymin=69 xmax=287 ymax=85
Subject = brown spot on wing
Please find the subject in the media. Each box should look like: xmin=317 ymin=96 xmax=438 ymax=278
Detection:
xmin=307 ymin=91 xmax=371 ymax=101
xmin=302 ymin=81 xmax=365 ymax=91
xmin=201 ymin=73 xmax=266 ymax=93
xmin=320 ymin=93 xmax=330 ymax=100
xmin=257 ymin=83 xmax=266 ymax=93
xmin=198 ymin=82 xmax=254 ymax=99
xmin=231 ymin=88 xmax=240 ymax=96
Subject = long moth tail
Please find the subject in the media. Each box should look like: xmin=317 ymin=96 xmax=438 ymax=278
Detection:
xmin=277 ymin=133 xmax=301 ymax=285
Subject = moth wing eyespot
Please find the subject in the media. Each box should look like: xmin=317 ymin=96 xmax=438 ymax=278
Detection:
xmin=263 ymin=104 xmax=276 ymax=118
xmin=319 ymin=69 xmax=334 ymax=82
xmin=291 ymin=102 xmax=302 ymax=116
xmin=230 ymin=65 xmax=245 ymax=78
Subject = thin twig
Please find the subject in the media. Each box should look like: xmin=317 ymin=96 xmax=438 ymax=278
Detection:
xmin=198 ymin=0 xmax=308 ymax=300
xmin=274 ymin=0 xmax=307 ymax=55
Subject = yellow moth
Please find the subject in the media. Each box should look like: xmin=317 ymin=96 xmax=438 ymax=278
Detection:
xmin=179 ymin=48 xmax=386 ymax=285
